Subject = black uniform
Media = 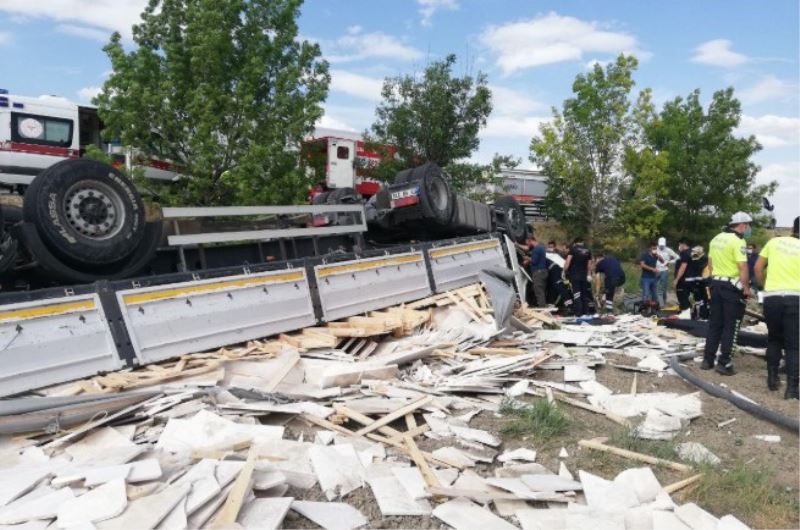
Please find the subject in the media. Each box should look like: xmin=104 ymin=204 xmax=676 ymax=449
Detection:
xmin=686 ymin=256 xmax=709 ymax=319
xmin=567 ymin=244 xmax=592 ymax=316
xmin=595 ymin=255 xmax=626 ymax=312
xmin=675 ymin=250 xmax=692 ymax=310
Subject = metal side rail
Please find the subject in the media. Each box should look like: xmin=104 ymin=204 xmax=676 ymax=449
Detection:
xmin=0 ymin=233 xmax=511 ymax=397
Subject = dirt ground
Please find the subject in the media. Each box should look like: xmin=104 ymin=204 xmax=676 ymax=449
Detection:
xmin=276 ymin=344 xmax=798 ymax=530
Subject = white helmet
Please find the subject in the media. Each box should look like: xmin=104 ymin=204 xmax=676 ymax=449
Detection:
xmin=729 ymin=211 xmax=753 ymax=225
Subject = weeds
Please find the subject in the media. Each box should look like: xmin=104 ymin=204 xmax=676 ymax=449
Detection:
xmin=499 ymin=398 xmax=569 ymax=441
xmin=608 ymin=427 xmax=681 ymax=463
xmin=690 ymin=463 xmax=800 ymax=529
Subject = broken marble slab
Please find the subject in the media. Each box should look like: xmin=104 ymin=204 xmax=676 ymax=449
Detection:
xmin=308 ymin=444 xmax=365 ymax=500
xmin=579 ymin=470 xmax=639 ymax=511
xmin=558 ymin=462 xmax=574 ymax=480
xmin=752 ymin=435 xmax=781 ymax=443
xmin=431 ymin=447 xmax=475 ymax=468
xmin=95 ymin=482 xmax=190 ymax=530
xmin=613 ymin=467 xmax=662 ymax=504
xmin=290 ymin=500 xmax=368 ymax=530
xmin=579 ymin=380 xmax=613 ymax=397
xmin=453 ymin=469 xmax=489 ymax=492
xmin=56 ymin=478 xmax=127 ymax=528
xmin=0 ymin=465 xmax=55 ymax=508
xmin=432 ymin=497 xmax=519 ymax=530
xmin=449 ymin=425 xmax=501 ymax=447
xmin=498 ymin=448 xmax=537 ymax=464
xmin=652 ymin=509 xmax=692 ymax=530
xmin=515 ymin=507 xmax=566 ymax=530
xmin=391 ymin=467 xmax=457 ymax=500
xmin=366 ymin=473 xmax=431 ymax=516
xmin=454 ymin=439 xmax=497 ymax=463
xmin=674 ymin=502 xmax=720 ymax=530
xmin=676 ymin=442 xmax=721 ymax=466
xmin=495 ymin=463 xmax=552 ymax=478
xmin=564 ymin=365 xmax=596 ymax=383
xmin=252 ymin=469 xmax=287 ymax=491
xmin=520 ymin=474 xmax=582 ymax=492
xmin=637 ymin=354 xmax=668 ymax=372
xmin=718 ymin=514 xmax=751 ymax=530
xmin=565 ymin=504 xmax=626 ymax=530
xmin=0 ymin=487 xmax=74 ymax=524
xmin=156 ymin=496 xmax=187 ymax=530
xmin=156 ymin=410 xmax=284 ymax=452
xmin=506 ymin=380 xmax=530 ymax=397
xmin=238 ymin=497 xmax=294 ymax=530
xmin=65 ymin=428 xmax=144 ymax=467
xmin=254 ymin=439 xmax=316 ymax=489
xmin=635 ymin=409 xmax=684 ymax=440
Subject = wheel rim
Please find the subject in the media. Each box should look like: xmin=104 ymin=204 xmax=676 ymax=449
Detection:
xmin=428 ymin=177 xmax=448 ymax=212
xmin=63 ymin=180 xmax=126 ymax=240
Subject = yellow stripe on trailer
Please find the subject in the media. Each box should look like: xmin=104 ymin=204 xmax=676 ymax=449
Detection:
xmin=0 ymin=299 xmax=96 ymax=322
xmin=123 ymin=271 xmax=305 ymax=305
xmin=429 ymin=240 xmax=500 ymax=260
xmin=317 ymin=254 xmax=423 ymax=278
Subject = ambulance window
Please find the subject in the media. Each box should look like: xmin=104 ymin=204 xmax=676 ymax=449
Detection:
xmin=336 ymin=146 xmax=350 ymax=159
xmin=11 ymin=112 xmax=73 ymax=147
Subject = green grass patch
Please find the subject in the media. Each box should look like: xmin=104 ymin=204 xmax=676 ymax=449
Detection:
xmin=608 ymin=427 xmax=680 ymax=463
xmin=690 ymin=463 xmax=800 ymax=529
xmin=499 ymin=398 xmax=569 ymax=441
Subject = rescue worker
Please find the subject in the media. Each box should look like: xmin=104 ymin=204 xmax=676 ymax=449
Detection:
xmin=673 ymin=238 xmax=692 ymax=312
xmin=687 ymin=245 xmax=710 ymax=319
xmin=754 ymin=216 xmax=800 ymax=399
xmin=639 ymin=242 xmax=659 ymax=307
xmin=528 ymin=236 xmax=548 ymax=307
xmin=746 ymin=243 xmax=759 ymax=291
xmin=655 ymin=237 xmax=679 ymax=307
xmin=563 ymin=237 xmax=592 ymax=317
xmin=594 ymin=251 xmax=626 ymax=314
xmin=702 ymin=212 xmax=752 ymax=375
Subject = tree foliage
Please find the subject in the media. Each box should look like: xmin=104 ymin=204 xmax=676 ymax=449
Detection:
xmin=531 ymin=55 xmax=646 ymax=243
xmin=364 ymin=54 xmax=502 ymax=194
xmin=95 ymin=0 xmax=329 ymax=206
xmin=643 ymin=88 xmax=774 ymax=242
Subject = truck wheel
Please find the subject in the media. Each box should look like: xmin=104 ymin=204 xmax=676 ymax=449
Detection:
xmin=326 ymin=187 xmax=360 ymax=204
xmin=494 ymin=195 xmax=527 ymax=242
xmin=417 ymin=165 xmax=454 ymax=225
xmin=23 ymin=159 xmax=145 ymax=267
xmin=393 ymin=167 xmax=415 ymax=184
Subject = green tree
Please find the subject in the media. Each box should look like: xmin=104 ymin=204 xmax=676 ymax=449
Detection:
xmin=363 ymin=54 xmax=498 ymax=193
xmin=95 ymin=0 xmax=329 ymax=206
xmin=530 ymin=55 xmax=644 ymax=244
xmin=644 ymin=88 xmax=775 ymax=242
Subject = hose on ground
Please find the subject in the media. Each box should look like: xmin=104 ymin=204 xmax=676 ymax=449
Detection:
xmin=669 ymin=355 xmax=799 ymax=433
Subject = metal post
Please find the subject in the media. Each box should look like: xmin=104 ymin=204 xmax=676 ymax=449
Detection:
xmin=173 ymin=220 xmax=188 ymax=272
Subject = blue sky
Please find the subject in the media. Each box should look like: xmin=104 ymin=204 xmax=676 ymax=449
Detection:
xmin=1 ymin=0 xmax=797 ymax=223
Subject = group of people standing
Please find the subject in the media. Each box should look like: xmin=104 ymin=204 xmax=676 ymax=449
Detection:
xmin=521 ymin=212 xmax=799 ymax=399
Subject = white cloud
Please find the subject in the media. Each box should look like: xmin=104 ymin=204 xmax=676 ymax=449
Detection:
xmin=57 ymin=23 xmax=111 ymax=42
xmin=480 ymin=12 xmax=646 ymax=74
xmin=482 ymin=115 xmax=551 ymax=139
xmin=325 ymin=27 xmax=423 ymax=63
xmin=77 ymin=86 xmax=101 ymax=102
xmin=417 ymin=0 xmax=459 ymax=27
xmin=585 ymin=59 xmax=610 ymax=70
xmin=739 ymin=75 xmax=796 ymax=104
xmin=316 ymin=113 xmax=357 ymax=132
xmin=0 ymin=31 xmax=10 ymax=45
xmin=691 ymin=39 xmax=749 ymax=67
xmin=330 ymin=70 xmax=384 ymax=101
xmin=489 ymin=85 xmax=545 ymax=116
xmin=0 ymin=0 xmax=146 ymax=40
xmin=738 ymin=114 xmax=800 ymax=147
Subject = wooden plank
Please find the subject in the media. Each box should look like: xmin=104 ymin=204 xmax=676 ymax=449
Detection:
xmin=404 ymin=435 xmax=440 ymax=489
xmin=664 ymin=473 xmax=703 ymax=494
xmin=384 ymin=423 xmax=430 ymax=445
xmin=354 ymin=396 xmax=433 ymax=436
xmin=469 ymin=347 xmax=526 ymax=356
xmin=578 ymin=438 xmax=693 ymax=473
xmin=405 ymin=412 xmax=417 ymax=430
xmin=208 ymin=446 xmax=257 ymax=528
xmin=333 ymin=404 xmax=404 ymax=438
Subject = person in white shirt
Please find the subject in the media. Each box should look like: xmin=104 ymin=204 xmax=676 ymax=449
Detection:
xmin=656 ymin=236 xmax=679 ymax=307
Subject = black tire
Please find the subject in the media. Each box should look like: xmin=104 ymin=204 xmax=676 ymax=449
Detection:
xmin=494 ymin=195 xmax=527 ymax=242
xmin=326 ymin=187 xmax=361 ymax=204
xmin=393 ymin=167 xmax=416 ymax=184
xmin=23 ymin=159 xmax=145 ymax=267
xmin=0 ymin=206 xmax=18 ymax=275
xmin=312 ymin=191 xmax=330 ymax=205
xmin=415 ymin=164 xmax=454 ymax=225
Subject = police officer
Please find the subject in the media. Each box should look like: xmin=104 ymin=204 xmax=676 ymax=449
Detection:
xmin=563 ymin=237 xmax=592 ymax=316
xmin=594 ymin=251 xmax=626 ymax=314
xmin=702 ymin=212 xmax=752 ymax=375
xmin=754 ymin=216 xmax=800 ymax=399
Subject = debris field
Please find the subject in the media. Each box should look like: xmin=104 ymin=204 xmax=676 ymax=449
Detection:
xmin=0 ymin=282 xmax=783 ymax=530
